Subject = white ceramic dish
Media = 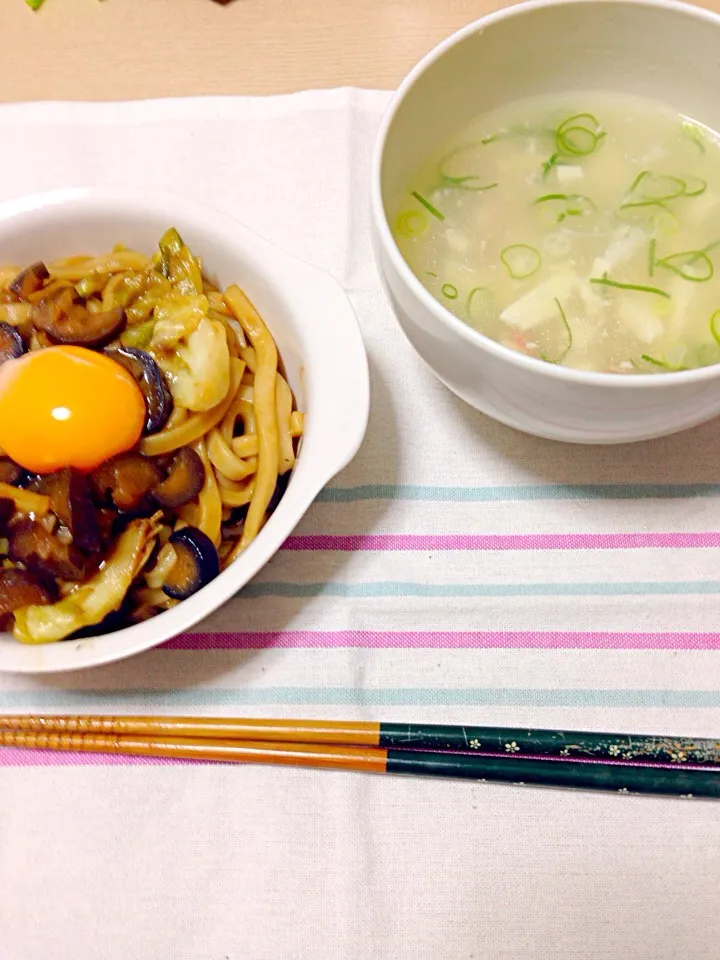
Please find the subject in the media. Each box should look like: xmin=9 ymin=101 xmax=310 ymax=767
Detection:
xmin=372 ymin=0 xmax=720 ymax=444
xmin=0 ymin=188 xmax=369 ymax=673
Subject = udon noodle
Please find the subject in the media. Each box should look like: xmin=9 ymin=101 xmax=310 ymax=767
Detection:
xmin=0 ymin=231 xmax=303 ymax=642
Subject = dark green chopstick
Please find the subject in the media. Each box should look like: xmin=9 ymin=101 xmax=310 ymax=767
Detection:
xmin=3 ymin=714 xmax=716 ymax=766
xmin=377 ymin=722 xmax=720 ymax=765
xmin=386 ymin=750 xmax=718 ymax=798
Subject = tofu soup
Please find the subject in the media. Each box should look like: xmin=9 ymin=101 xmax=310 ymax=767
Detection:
xmin=393 ymin=93 xmax=720 ymax=374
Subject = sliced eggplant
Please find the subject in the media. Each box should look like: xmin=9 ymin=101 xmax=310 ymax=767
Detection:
xmin=0 ymin=322 xmax=25 ymax=367
xmin=34 ymin=468 xmax=101 ymax=553
xmin=152 ymin=447 xmax=205 ymax=508
xmin=266 ymin=471 xmax=291 ymax=517
xmin=221 ymin=504 xmax=248 ymax=541
xmin=91 ymin=453 xmax=164 ymax=512
xmin=32 ymin=301 xmax=125 ymax=347
xmin=9 ymin=262 xmax=49 ymax=301
xmin=0 ymin=497 xmax=14 ymax=535
xmin=96 ymin=507 xmax=120 ymax=547
xmin=8 ymin=520 xmax=88 ymax=581
xmin=0 ymin=568 xmax=57 ymax=618
xmin=0 ymin=457 xmax=23 ymax=486
xmin=104 ymin=346 xmax=173 ymax=434
xmin=162 ymin=526 xmax=219 ymax=600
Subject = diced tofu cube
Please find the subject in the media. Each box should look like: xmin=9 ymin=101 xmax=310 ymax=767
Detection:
xmin=591 ymin=257 xmax=612 ymax=278
xmin=443 ymin=228 xmax=470 ymax=255
xmin=603 ymin=227 xmax=646 ymax=269
xmin=617 ymin=298 xmax=663 ymax=343
xmin=500 ymin=271 xmax=577 ymax=331
xmin=555 ymin=165 xmax=584 ymax=184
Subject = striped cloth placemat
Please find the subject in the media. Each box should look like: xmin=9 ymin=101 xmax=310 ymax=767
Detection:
xmin=0 ymin=90 xmax=719 ymax=720
xmin=1 ymin=89 xmax=719 ymax=960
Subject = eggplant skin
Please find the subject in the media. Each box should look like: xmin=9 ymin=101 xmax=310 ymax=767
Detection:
xmin=0 ymin=497 xmax=14 ymax=535
xmin=104 ymin=346 xmax=173 ymax=434
xmin=0 ymin=458 xmax=23 ymax=486
xmin=0 ymin=568 xmax=56 ymax=618
xmin=32 ymin=302 xmax=126 ymax=347
xmin=0 ymin=322 xmax=25 ymax=366
xmin=91 ymin=454 xmax=164 ymax=513
xmin=162 ymin=526 xmax=219 ymax=600
xmin=32 ymin=468 xmax=101 ymax=554
xmin=8 ymin=520 xmax=89 ymax=582
xmin=152 ymin=448 xmax=205 ymax=509
xmin=8 ymin=262 xmax=49 ymax=301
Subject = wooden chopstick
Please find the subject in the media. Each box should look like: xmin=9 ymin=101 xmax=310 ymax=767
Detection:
xmin=1 ymin=727 xmax=718 ymax=798
xmin=1 ymin=714 xmax=718 ymax=765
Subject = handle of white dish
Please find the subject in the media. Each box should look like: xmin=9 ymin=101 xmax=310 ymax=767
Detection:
xmin=290 ymin=265 xmax=370 ymax=501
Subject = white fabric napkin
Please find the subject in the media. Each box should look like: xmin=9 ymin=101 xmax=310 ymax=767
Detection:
xmin=0 ymin=90 xmax=718 ymax=960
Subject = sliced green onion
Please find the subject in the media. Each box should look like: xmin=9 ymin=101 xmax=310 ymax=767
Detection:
xmin=648 ymin=239 xmax=656 ymax=277
xmin=682 ymin=175 xmax=707 ymax=197
xmin=710 ymin=310 xmax=720 ymax=347
xmin=410 ymin=191 xmax=445 ymax=221
xmin=616 ymin=200 xmax=679 ymax=235
xmin=620 ymin=199 xmax=670 ymax=210
xmin=534 ymin=193 xmax=596 ymax=223
xmin=437 ymin=143 xmax=498 ymax=192
xmin=628 ymin=170 xmax=649 ymax=194
xmin=500 ymin=244 xmax=542 ymax=280
xmin=555 ymin=113 xmax=605 ymax=157
xmin=682 ymin=120 xmax=708 ymax=155
xmin=688 ymin=240 xmax=720 ymax=269
xmin=553 ymin=297 xmax=573 ymax=363
xmin=441 ymin=283 xmax=459 ymax=300
xmin=656 ymin=250 xmax=714 ymax=282
xmin=590 ymin=277 xmax=671 ymax=298
xmin=466 ymin=286 xmax=496 ymax=329
xmin=640 ymin=354 xmax=687 ymax=372
xmin=641 ymin=354 xmax=668 ymax=368
xmin=629 ymin=173 xmax=686 ymax=203
xmin=426 ymin=271 xmax=438 ymax=278
xmin=541 ymin=153 xmax=559 ymax=178
xmin=76 ymin=275 xmax=108 ymax=298
xmin=443 ymin=178 xmax=498 ymax=192
xmin=120 ymin=318 xmax=156 ymax=350
xmin=623 ymin=170 xmax=706 ymax=207
xmin=395 ymin=210 xmax=429 ymax=238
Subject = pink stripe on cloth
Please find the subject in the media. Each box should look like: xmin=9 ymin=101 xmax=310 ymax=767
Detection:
xmin=0 ymin=749 xmax=184 ymax=766
xmin=281 ymin=532 xmax=720 ymax=551
xmin=164 ymin=630 xmax=720 ymax=650
xmin=0 ymin=746 xmax=711 ymax=772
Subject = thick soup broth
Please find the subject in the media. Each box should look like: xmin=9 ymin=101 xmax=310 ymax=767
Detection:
xmin=394 ymin=93 xmax=720 ymax=373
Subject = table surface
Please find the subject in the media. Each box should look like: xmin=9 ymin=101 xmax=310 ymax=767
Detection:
xmin=5 ymin=0 xmax=505 ymax=101
xmin=0 ymin=0 xmax=539 ymax=100
xmin=3 ymin=0 xmax=718 ymax=98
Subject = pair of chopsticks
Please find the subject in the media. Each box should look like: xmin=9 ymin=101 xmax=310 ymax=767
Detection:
xmin=2 ymin=714 xmax=719 ymax=798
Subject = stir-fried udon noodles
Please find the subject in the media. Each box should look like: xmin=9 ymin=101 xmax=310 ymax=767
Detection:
xmin=0 ymin=229 xmax=303 ymax=644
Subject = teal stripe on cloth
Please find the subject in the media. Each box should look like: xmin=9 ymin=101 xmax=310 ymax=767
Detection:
xmin=239 ymin=580 xmax=720 ymax=599
xmin=316 ymin=483 xmax=720 ymax=502
xmin=0 ymin=688 xmax=718 ymax=708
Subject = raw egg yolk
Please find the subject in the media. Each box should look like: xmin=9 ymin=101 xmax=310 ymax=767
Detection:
xmin=0 ymin=346 xmax=146 ymax=474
